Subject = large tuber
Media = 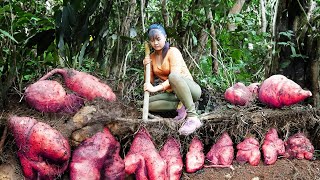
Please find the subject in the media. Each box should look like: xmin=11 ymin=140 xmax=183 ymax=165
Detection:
xmin=159 ymin=137 xmax=183 ymax=180
xmin=284 ymin=133 xmax=314 ymax=160
xmin=258 ymin=75 xmax=312 ymax=108
xmin=224 ymin=82 xmax=253 ymax=106
xmin=124 ymin=127 xmax=166 ymax=180
xmin=185 ymin=137 xmax=205 ymax=173
xmin=236 ymin=137 xmax=261 ymax=166
xmin=69 ymin=128 xmax=125 ymax=180
xmin=24 ymin=80 xmax=84 ymax=113
xmin=8 ymin=116 xmax=70 ymax=180
xmin=206 ymin=132 xmax=234 ymax=167
xmin=262 ymin=128 xmax=285 ymax=165
xmin=39 ymin=68 xmax=116 ymax=101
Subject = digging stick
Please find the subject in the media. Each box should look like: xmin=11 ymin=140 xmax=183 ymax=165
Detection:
xmin=143 ymin=41 xmax=151 ymax=121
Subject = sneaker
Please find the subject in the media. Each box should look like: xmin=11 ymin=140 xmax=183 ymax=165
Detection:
xmin=178 ymin=116 xmax=203 ymax=136
xmin=174 ymin=104 xmax=187 ymax=121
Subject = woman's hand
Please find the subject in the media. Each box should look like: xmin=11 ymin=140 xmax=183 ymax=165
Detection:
xmin=143 ymin=56 xmax=151 ymax=66
xmin=144 ymin=82 xmax=164 ymax=93
xmin=144 ymin=82 xmax=156 ymax=93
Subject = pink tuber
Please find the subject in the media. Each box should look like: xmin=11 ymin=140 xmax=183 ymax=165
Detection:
xmin=262 ymin=128 xmax=285 ymax=165
xmin=124 ymin=127 xmax=167 ymax=180
xmin=185 ymin=137 xmax=205 ymax=173
xmin=247 ymin=82 xmax=260 ymax=97
xmin=39 ymin=68 xmax=116 ymax=101
xmin=159 ymin=137 xmax=183 ymax=180
xmin=284 ymin=133 xmax=314 ymax=160
xmin=224 ymin=82 xmax=253 ymax=106
xmin=69 ymin=128 xmax=125 ymax=180
xmin=8 ymin=116 xmax=70 ymax=180
xmin=236 ymin=137 xmax=261 ymax=166
xmin=258 ymin=75 xmax=312 ymax=108
xmin=24 ymin=80 xmax=84 ymax=113
xmin=205 ymin=132 xmax=234 ymax=167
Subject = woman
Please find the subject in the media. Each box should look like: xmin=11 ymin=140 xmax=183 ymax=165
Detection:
xmin=143 ymin=24 xmax=202 ymax=136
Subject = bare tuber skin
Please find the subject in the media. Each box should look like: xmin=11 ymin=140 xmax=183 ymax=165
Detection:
xmin=24 ymin=80 xmax=84 ymax=113
xmin=247 ymin=83 xmax=260 ymax=97
xmin=8 ymin=116 xmax=70 ymax=180
xmin=224 ymin=82 xmax=253 ymax=106
xmin=124 ymin=127 xmax=166 ymax=180
xmin=69 ymin=128 xmax=125 ymax=180
xmin=258 ymin=75 xmax=312 ymax=108
xmin=39 ymin=68 xmax=116 ymax=101
xmin=236 ymin=137 xmax=261 ymax=166
xmin=284 ymin=133 xmax=314 ymax=160
xmin=206 ymin=132 xmax=234 ymax=166
xmin=159 ymin=137 xmax=183 ymax=180
xmin=186 ymin=137 xmax=205 ymax=173
xmin=262 ymin=128 xmax=285 ymax=165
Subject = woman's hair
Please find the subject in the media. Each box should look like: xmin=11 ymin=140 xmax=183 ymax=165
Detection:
xmin=147 ymin=23 xmax=170 ymax=58
xmin=147 ymin=23 xmax=167 ymax=38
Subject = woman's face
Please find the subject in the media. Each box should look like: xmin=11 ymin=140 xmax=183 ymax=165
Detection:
xmin=149 ymin=29 xmax=166 ymax=51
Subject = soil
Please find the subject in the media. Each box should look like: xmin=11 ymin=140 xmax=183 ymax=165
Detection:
xmin=0 ymin=90 xmax=320 ymax=180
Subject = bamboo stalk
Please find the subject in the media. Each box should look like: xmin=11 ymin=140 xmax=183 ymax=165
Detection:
xmin=143 ymin=42 xmax=151 ymax=121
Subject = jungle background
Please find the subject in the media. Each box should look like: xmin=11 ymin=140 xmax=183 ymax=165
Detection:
xmin=1 ymin=0 xmax=320 ymax=179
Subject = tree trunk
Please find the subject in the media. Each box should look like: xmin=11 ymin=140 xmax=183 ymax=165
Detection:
xmin=161 ymin=0 xmax=169 ymax=27
xmin=206 ymin=8 xmax=219 ymax=74
xmin=228 ymin=0 xmax=246 ymax=31
xmin=267 ymin=0 xmax=319 ymax=106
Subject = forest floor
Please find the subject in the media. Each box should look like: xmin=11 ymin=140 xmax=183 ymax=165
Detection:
xmin=0 ymin=90 xmax=320 ymax=180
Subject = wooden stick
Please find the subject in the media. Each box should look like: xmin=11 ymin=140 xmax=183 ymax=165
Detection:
xmin=142 ymin=42 xmax=151 ymax=121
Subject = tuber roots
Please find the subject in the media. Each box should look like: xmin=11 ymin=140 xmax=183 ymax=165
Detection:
xmin=236 ymin=137 xmax=261 ymax=166
xmin=224 ymin=82 xmax=253 ymax=106
xmin=284 ymin=133 xmax=314 ymax=160
xmin=69 ymin=128 xmax=125 ymax=180
xmin=258 ymin=75 xmax=312 ymax=108
xmin=24 ymin=80 xmax=84 ymax=113
xmin=8 ymin=116 xmax=70 ymax=180
xmin=124 ymin=127 xmax=166 ymax=180
xmin=206 ymin=132 xmax=234 ymax=166
xmin=262 ymin=128 xmax=285 ymax=165
xmin=159 ymin=137 xmax=183 ymax=180
xmin=185 ymin=137 xmax=205 ymax=173
xmin=39 ymin=68 xmax=116 ymax=101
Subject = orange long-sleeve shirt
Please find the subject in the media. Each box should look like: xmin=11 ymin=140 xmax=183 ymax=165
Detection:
xmin=148 ymin=47 xmax=193 ymax=91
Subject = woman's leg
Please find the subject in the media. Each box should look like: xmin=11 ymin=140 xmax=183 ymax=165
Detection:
xmin=168 ymin=73 xmax=201 ymax=117
xmin=149 ymin=93 xmax=179 ymax=112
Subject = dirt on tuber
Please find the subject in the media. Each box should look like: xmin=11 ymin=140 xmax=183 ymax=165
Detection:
xmin=8 ymin=116 xmax=70 ymax=180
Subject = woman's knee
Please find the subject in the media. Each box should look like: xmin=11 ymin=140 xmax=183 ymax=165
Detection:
xmin=168 ymin=73 xmax=180 ymax=82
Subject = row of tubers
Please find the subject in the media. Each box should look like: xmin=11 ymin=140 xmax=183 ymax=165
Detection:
xmin=8 ymin=116 xmax=315 ymax=180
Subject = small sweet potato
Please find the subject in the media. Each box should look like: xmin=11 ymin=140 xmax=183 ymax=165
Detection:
xmin=159 ymin=137 xmax=183 ymax=180
xmin=124 ymin=127 xmax=166 ymax=180
xmin=236 ymin=137 xmax=261 ymax=166
xmin=186 ymin=137 xmax=205 ymax=173
xmin=206 ymin=132 xmax=234 ymax=166
xmin=284 ymin=133 xmax=314 ymax=160
xmin=262 ymin=128 xmax=285 ymax=165
xmin=224 ymin=82 xmax=253 ymax=106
